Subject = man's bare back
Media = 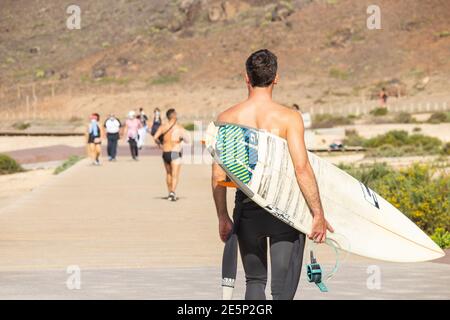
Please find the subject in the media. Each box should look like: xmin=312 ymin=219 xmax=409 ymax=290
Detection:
xmin=159 ymin=122 xmax=186 ymax=152
xmin=217 ymin=96 xmax=300 ymax=140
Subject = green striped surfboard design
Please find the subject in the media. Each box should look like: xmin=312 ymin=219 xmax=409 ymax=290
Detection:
xmin=216 ymin=125 xmax=252 ymax=184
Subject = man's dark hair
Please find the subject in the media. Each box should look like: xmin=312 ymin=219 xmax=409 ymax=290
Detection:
xmin=245 ymin=49 xmax=278 ymax=87
xmin=166 ymin=108 xmax=176 ymax=119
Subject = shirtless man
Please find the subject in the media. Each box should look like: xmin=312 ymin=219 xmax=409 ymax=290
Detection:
xmin=154 ymin=108 xmax=190 ymax=201
xmin=212 ymin=49 xmax=333 ymax=300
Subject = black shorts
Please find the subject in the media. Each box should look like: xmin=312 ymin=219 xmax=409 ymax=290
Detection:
xmin=88 ymin=134 xmax=101 ymax=144
xmin=162 ymin=151 xmax=182 ymax=164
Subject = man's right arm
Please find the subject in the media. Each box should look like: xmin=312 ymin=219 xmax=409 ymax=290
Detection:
xmin=286 ymin=111 xmax=333 ymax=243
xmin=212 ymin=163 xmax=233 ymax=242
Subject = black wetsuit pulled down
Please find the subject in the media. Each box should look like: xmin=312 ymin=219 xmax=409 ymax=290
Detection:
xmin=234 ymin=190 xmax=306 ymax=300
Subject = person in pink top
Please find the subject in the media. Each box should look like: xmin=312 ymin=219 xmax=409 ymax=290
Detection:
xmin=123 ymin=110 xmax=142 ymax=160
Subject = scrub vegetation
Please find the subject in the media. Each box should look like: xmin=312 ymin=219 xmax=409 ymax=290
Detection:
xmin=339 ymin=162 xmax=450 ymax=248
xmin=369 ymin=107 xmax=388 ymax=116
xmin=427 ymin=112 xmax=450 ymax=124
xmin=12 ymin=122 xmax=31 ymax=130
xmin=0 ymin=154 xmax=24 ymax=175
xmin=54 ymin=156 xmax=83 ymax=175
xmin=183 ymin=122 xmax=195 ymax=131
xmin=311 ymin=113 xmax=353 ymax=128
xmin=344 ymin=130 xmax=446 ymax=157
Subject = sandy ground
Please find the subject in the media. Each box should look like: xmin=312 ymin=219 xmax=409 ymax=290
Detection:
xmin=0 ymin=168 xmax=54 ymax=209
xmin=0 ymin=136 xmax=85 ymax=153
xmin=343 ymin=123 xmax=450 ymax=142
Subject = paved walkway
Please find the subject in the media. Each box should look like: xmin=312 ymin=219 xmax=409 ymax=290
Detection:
xmin=0 ymin=156 xmax=448 ymax=299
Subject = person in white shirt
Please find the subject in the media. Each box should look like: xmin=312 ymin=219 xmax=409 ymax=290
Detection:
xmin=137 ymin=107 xmax=149 ymax=149
xmin=104 ymin=113 xmax=122 ymax=161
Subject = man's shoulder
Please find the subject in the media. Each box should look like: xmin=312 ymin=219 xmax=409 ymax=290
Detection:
xmin=217 ymin=102 xmax=243 ymax=122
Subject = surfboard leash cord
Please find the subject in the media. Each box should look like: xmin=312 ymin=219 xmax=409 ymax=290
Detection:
xmin=307 ymin=235 xmax=350 ymax=292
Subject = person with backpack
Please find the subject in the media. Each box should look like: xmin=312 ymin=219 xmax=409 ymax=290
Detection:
xmin=86 ymin=113 xmax=104 ymax=166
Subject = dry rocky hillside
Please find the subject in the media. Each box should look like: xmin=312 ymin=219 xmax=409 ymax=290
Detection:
xmin=0 ymin=0 xmax=449 ymax=123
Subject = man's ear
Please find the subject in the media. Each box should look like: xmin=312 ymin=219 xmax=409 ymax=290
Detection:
xmin=245 ymin=73 xmax=251 ymax=85
xmin=273 ymin=74 xmax=279 ymax=85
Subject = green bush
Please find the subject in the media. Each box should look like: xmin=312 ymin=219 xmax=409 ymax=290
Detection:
xmin=442 ymin=142 xmax=450 ymax=155
xmin=394 ymin=112 xmax=415 ymax=124
xmin=343 ymin=129 xmax=366 ymax=146
xmin=312 ymin=113 xmax=353 ymax=128
xmin=431 ymin=228 xmax=450 ymax=249
xmin=436 ymin=31 xmax=450 ymax=38
xmin=183 ymin=123 xmax=195 ymax=131
xmin=12 ymin=122 xmax=31 ymax=130
xmin=370 ymin=107 xmax=388 ymax=116
xmin=150 ymin=75 xmax=180 ymax=85
xmin=363 ymin=130 xmax=442 ymax=156
xmin=329 ymin=67 xmax=349 ymax=80
xmin=340 ymin=163 xmax=450 ymax=240
xmin=427 ymin=112 xmax=450 ymax=124
xmin=0 ymin=154 xmax=24 ymax=175
xmin=338 ymin=162 xmax=391 ymax=186
xmin=54 ymin=156 xmax=83 ymax=175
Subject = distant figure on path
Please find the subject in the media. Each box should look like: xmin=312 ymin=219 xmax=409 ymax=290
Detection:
xmin=379 ymin=87 xmax=388 ymax=107
xmin=123 ymin=110 xmax=142 ymax=161
xmin=153 ymin=108 xmax=190 ymax=201
xmin=292 ymin=104 xmax=312 ymax=129
xmin=86 ymin=113 xmax=103 ymax=165
xmin=137 ymin=107 xmax=149 ymax=149
xmin=150 ymin=107 xmax=162 ymax=137
xmin=104 ymin=113 xmax=122 ymax=161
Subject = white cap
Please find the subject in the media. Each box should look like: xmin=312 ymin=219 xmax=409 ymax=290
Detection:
xmin=128 ymin=110 xmax=136 ymax=119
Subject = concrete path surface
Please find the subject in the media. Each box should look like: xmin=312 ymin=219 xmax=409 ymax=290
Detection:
xmin=0 ymin=155 xmax=448 ymax=299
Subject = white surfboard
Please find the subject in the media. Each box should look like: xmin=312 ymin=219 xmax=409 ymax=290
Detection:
xmin=205 ymin=122 xmax=445 ymax=262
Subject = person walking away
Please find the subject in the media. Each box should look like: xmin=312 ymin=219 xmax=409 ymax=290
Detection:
xmin=104 ymin=113 xmax=122 ymax=161
xmin=153 ymin=108 xmax=190 ymax=201
xmin=86 ymin=113 xmax=103 ymax=165
xmin=150 ymin=108 xmax=162 ymax=137
xmin=379 ymin=87 xmax=388 ymax=108
xmin=211 ymin=49 xmax=333 ymax=300
xmin=292 ymin=103 xmax=311 ymax=129
xmin=137 ymin=107 xmax=149 ymax=149
xmin=123 ymin=111 xmax=142 ymax=160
